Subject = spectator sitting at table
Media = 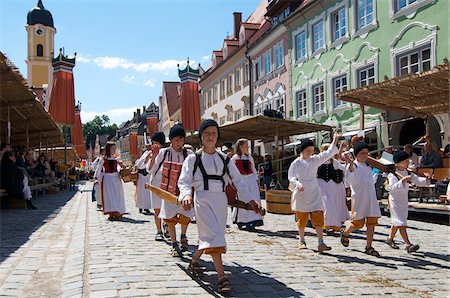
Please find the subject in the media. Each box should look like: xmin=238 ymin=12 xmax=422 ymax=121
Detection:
xmin=420 ymin=141 xmax=443 ymax=168
xmin=16 ymin=150 xmax=26 ymax=168
xmin=403 ymin=144 xmax=419 ymax=171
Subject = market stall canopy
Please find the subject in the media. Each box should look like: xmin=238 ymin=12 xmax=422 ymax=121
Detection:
xmin=35 ymin=146 xmax=79 ymax=163
xmin=185 ymin=115 xmax=332 ymax=147
xmin=0 ymin=52 xmax=64 ymax=148
xmin=338 ymin=63 xmax=449 ymax=117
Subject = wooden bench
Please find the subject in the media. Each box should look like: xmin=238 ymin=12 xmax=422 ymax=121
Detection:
xmin=29 ymin=181 xmax=57 ymax=197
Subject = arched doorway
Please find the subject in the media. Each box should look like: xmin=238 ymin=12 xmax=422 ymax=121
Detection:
xmin=399 ymin=116 xmax=442 ymax=148
xmin=399 ymin=118 xmax=425 ymax=145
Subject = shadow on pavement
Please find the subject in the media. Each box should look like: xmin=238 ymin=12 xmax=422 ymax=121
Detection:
xmin=324 ymin=250 xmax=398 ymax=269
xmin=0 ymin=182 xmax=84 ymax=263
xmin=176 ymin=260 xmax=304 ymax=297
xmin=378 ymin=252 xmax=450 ymax=270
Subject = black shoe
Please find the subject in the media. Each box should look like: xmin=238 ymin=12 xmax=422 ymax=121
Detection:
xmin=144 ymin=209 xmax=151 ymax=214
xmin=139 ymin=209 xmax=143 ymax=213
xmin=26 ymin=200 xmax=37 ymax=210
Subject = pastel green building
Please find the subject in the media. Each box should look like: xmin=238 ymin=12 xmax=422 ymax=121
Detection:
xmin=286 ymin=0 xmax=449 ymax=150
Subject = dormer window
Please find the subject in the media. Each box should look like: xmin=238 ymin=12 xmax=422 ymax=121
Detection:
xmin=223 ymin=47 xmax=228 ymax=59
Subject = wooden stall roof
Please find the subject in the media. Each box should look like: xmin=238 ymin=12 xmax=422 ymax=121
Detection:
xmin=185 ymin=115 xmax=332 ymax=147
xmin=338 ymin=63 xmax=449 ymax=117
xmin=0 ymin=52 xmax=64 ymax=148
xmin=35 ymin=146 xmax=80 ymax=163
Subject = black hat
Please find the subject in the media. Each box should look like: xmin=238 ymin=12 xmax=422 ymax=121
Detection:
xmin=353 ymin=141 xmax=369 ymax=156
xmin=151 ymin=132 xmax=165 ymax=145
xmin=393 ymin=151 xmax=410 ymax=164
xmin=300 ymin=139 xmax=314 ymax=152
xmin=199 ymin=119 xmax=219 ymax=141
xmin=169 ymin=124 xmax=186 ymax=140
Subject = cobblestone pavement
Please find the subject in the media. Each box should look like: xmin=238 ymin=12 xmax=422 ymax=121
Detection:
xmin=1 ymin=181 xmax=449 ymax=297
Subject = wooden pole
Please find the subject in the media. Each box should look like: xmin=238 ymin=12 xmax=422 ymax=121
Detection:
xmin=46 ymin=138 xmax=49 ymax=155
xmin=275 ymin=124 xmax=280 ymax=181
xmin=7 ymin=105 xmax=11 ymax=148
xmin=26 ymin=120 xmax=30 ymax=149
xmin=424 ymin=116 xmax=431 ymax=136
xmin=360 ymin=104 xmax=365 ymax=130
xmin=39 ymin=133 xmax=42 ymax=155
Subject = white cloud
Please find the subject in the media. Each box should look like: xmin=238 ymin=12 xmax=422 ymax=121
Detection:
xmin=80 ymin=106 xmax=142 ymax=125
xmin=143 ymin=79 xmax=156 ymax=87
xmin=93 ymin=56 xmax=190 ymax=75
xmin=121 ymin=75 xmax=156 ymax=88
xmin=76 ymin=54 xmax=90 ymax=63
xmin=201 ymin=55 xmax=210 ymax=62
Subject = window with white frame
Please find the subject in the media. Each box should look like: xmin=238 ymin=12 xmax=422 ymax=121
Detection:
xmin=264 ymin=51 xmax=272 ymax=75
xmin=227 ymin=109 xmax=233 ymax=122
xmin=296 ymin=90 xmax=307 ymax=117
xmin=276 ymin=94 xmax=285 ymax=114
xmin=234 ymin=109 xmax=241 ymax=121
xmin=235 ymin=68 xmax=241 ymax=89
xmin=312 ymin=20 xmax=324 ymax=52
xmin=332 ymin=75 xmax=347 ymax=108
xmin=273 ymin=16 xmax=278 ymax=27
xmin=397 ymin=46 xmax=431 ymax=76
xmin=220 ymin=80 xmax=225 ymax=98
xmin=274 ymin=43 xmax=284 ymax=69
xmin=357 ymin=65 xmax=375 ymax=87
xmin=255 ymin=60 xmax=262 ymax=80
xmin=213 ymin=85 xmax=218 ymax=103
xmin=357 ymin=0 xmax=374 ymax=30
xmin=332 ymin=7 xmax=347 ymax=41
xmin=227 ymin=75 xmax=233 ymax=94
xmin=396 ymin=0 xmax=418 ymax=11
xmin=295 ymin=31 xmax=307 ymax=61
xmin=219 ymin=116 xmax=225 ymax=125
xmin=243 ymin=100 xmax=250 ymax=116
xmin=244 ymin=63 xmax=250 ymax=82
xmin=312 ymin=83 xmax=325 ymax=113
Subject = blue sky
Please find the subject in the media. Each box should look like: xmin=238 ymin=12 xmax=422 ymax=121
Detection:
xmin=0 ymin=0 xmax=260 ymax=125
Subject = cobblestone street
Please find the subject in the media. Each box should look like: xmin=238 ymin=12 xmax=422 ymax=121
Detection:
xmin=1 ymin=181 xmax=449 ymax=297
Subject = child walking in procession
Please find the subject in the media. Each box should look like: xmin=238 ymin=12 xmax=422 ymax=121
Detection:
xmin=231 ymin=138 xmax=264 ymax=231
xmin=158 ymin=124 xmax=195 ymax=257
xmin=134 ymin=139 xmax=153 ymax=214
xmin=341 ymin=141 xmax=382 ymax=256
xmin=386 ymin=151 xmax=430 ymax=252
xmin=92 ymin=147 xmax=105 ymax=210
xmin=94 ymin=142 xmax=126 ymax=221
xmin=288 ymin=133 xmax=343 ymax=252
xmin=317 ymin=143 xmax=350 ymax=236
xmin=179 ymin=119 xmax=258 ymax=294
xmin=147 ymin=132 xmax=167 ymax=241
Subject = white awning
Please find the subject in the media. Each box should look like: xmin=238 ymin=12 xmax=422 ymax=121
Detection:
xmin=342 ymin=128 xmax=375 ymax=138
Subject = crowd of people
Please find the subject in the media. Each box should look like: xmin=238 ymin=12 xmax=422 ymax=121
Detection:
xmin=0 ymin=145 xmax=67 ymax=209
xmin=88 ymin=118 xmax=450 ymax=294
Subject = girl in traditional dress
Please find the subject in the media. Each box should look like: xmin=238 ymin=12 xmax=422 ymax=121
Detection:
xmin=288 ymin=133 xmax=343 ymax=252
xmin=317 ymin=143 xmax=350 ymax=236
xmin=94 ymin=141 xmax=126 ymax=220
xmin=386 ymin=151 xmax=430 ymax=253
xmin=179 ymin=119 xmax=257 ymax=294
xmin=147 ymin=132 xmax=167 ymax=241
xmin=158 ymin=124 xmax=194 ymax=256
xmin=341 ymin=141 xmax=382 ymax=256
xmin=231 ymin=138 xmax=263 ymax=231
xmin=134 ymin=139 xmax=152 ymax=214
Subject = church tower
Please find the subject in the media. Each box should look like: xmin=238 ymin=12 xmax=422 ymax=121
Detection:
xmin=25 ymin=0 xmax=56 ymax=90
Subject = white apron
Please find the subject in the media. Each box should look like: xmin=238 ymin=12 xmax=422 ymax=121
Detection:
xmin=318 ymin=160 xmax=350 ymax=227
xmin=134 ymin=152 xmax=152 ymax=209
xmin=288 ymin=144 xmax=338 ymax=212
xmin=230 ymin=154 xmax=263 ymax=225
xmin=101 ymin=173 xmax=126 ymax=214
xmin=345 ymin=161 xmax=382 ymax=220
xmin=387 ymin=170 xmax=428 ymax=226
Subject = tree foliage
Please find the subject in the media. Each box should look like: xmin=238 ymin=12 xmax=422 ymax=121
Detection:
xmin=82 ymin=115 xmax=118 ymax=148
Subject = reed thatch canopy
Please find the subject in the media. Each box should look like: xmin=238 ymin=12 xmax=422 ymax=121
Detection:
xmin=0 ymin=52 xmax=64 ymax=148
xmin=185 ymin=115 xmax=332 ymax=147
xmin=338 ymin=63 xmax=449 ymax=117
